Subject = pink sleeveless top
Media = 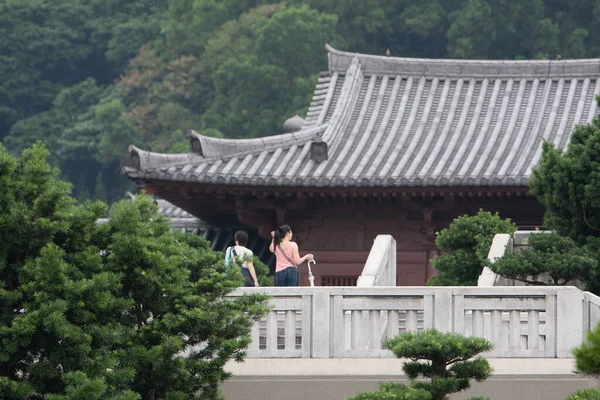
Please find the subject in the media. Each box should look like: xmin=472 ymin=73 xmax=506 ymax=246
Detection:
xmin=274 ymin=242 xmax=298 ymax=272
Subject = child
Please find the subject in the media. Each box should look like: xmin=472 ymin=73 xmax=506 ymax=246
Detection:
xmin=225 ymin=231 xmax=260 ymax=287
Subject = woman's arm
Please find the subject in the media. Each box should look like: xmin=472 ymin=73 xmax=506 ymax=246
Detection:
xmin=247 ymin=262 xmax=259 ymax=287
xmin=269 ymin=231 xmax=275 ymax=253
xmin=292 ymin=244 xmax=313 ymax=266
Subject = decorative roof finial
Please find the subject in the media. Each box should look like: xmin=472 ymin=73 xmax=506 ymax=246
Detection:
xmin=310 ymin=135 xmax=328 ymax=164
xmin=282 ymin=115 xmax=304 ymax=133
xmin=187 ymin=130 xmax=204 ymax=156
xmin=128 ymin=145 xmax=141 ymax=169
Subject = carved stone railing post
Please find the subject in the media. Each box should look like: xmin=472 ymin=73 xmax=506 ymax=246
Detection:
xmin=432 ymin=289 xmax=453 ymax=332
xmin=311 ymin=288 xmax=331 ymax=357
xmin=556 ymin=287 xmax=583 ymax=358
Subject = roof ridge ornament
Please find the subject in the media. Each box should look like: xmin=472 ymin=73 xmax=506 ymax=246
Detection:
xmin=187 ymin=129 xmax=204 ymax=156
xmin=310 ymin=134 xmax=328 ymax=164
xmin=128 ymin=145 xmax=141 ymax=169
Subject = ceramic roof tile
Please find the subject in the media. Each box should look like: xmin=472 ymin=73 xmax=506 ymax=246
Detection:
xmin=124 ymin=45 xmax=600 ymax=188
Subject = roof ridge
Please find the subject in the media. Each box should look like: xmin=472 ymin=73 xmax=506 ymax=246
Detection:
xmin=126 ymin=145 xmax=204 ymax=171
xmin=186 ymin=126 xmax=325 ymax=161
xmin=324 ymin=44 xmax=600 ymax=78
xmin=125 ymin=125 xmax=326 ymax=172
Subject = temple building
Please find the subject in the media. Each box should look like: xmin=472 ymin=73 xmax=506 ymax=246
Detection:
xmin=123 ymin=45 xmax=600 ymax=286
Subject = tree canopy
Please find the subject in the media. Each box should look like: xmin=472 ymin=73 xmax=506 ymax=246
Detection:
xmin=0 ymin=142 xmax=269 ymax=399
xmin=3 ymin=0 xmax=600 ymax=201
xmin=529 ymin=96 xmax=600 ymax=292
xmin=529 ymin=96 xmax=600 ymax=243
xmin=427 ymin=210 xmax=516 ymax=286
xmin=488 ymin=232 xmax=597 ymax=286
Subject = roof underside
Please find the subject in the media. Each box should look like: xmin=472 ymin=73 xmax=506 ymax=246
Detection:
xmin=124 ymin=45 xmax=600 ymax=188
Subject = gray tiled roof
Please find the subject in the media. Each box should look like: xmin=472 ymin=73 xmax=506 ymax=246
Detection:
xmin=124 ymin=45 xmax=600 ymax=188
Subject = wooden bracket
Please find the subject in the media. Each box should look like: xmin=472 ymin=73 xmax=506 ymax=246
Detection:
xmin=422 ymin=206 xmax=436 ymax=243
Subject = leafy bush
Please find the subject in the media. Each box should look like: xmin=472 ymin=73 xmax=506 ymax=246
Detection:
xmin=488 ymin=232 xmax=597 ymax=285
xmin=564 ymin=389 xmax=600 ymax=400
xmin=428 ymin=210 xmax=516 ymax=286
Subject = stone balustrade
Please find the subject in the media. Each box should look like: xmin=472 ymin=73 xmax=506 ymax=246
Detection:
xmin=228 ymin=286 xmax=600 ymax=359
xmin=356 ymin=234 xmax=397 ymax=287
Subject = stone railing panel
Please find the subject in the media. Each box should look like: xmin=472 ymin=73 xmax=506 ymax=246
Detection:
xmin=331 ymin=294 xmax=427 ymax=357
xmin=244 ymin=293 xmax=312 ymax=358
xmin=231 ymin=286 xmax=589 ymax=359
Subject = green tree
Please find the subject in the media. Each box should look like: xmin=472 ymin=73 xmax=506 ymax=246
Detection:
xmin=0 ymin=142 xmax=133 ymax=399
xmin=529 ymin=96 xmax=600 ymax=292
xmin=87 ymin=0 xmax=167 ymax=75
xmin=529 ymin=96 xmax=600 ymax=244
xmin=428 ymin=210 xmax=516 ymax=286
xmin=446 ymin=0 xmax=494 ymax=59
xmin=297 ymin=0 xmax=394 ymax=53
xmin=564 ymin=389 xmax=600 ymax=399
xmin=5 ymin=79 xmax=141 ymax=202
xmin=253 ymin=5 xmax=339 ymax=78
xmin=568 ymin=321 xmax=600 ymax=399
xmin=0 ymin=143 xmax=270 ymax=399
xmin=0 ymin=0 xmax=93 ymax=139
xmin=573 ymin=323 xmax=600 ymax=377
xmin=201 ymin=4 xmax=339 ymax=138
xmin=534 ymin=18 xmax=561 ymax=58
xmin=348 ymin=330 xmax=493 ymax=400
xmin=488 ymin=233 xmax=597 ymax=286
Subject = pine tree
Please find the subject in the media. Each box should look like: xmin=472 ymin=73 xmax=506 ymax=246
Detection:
xmin=349 ymin=329 xmax=493 ymax=400
xmin=0 ymin=142 xmax=269 ymax=399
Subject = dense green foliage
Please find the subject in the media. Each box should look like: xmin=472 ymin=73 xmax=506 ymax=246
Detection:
xmin=225 ymin=253 xmax=274 ymax=287
xmin=0 ymin=143 xmax=269 ymax=399
xmin=349 ymin=383 xmax=432 ymax=400
xmin=529 ymin=97 xmax=600 ymax=244
xmin=488 ymin=232 xmax=597 ymax=286
xmin=428 ymin=210 xmax=516 ymax=286
xmin=564 ymin=389 xmax=600 ymax=400
xmin=348 ymin=329 xmax=492 ymax=400
xmin=2 ymin=0 xmax=600 ymax=201
xmin=570 ymin=322 xmax=600 ymax=399
xmin=573 ymin=321 xmax=600 ymax=377
xmin=529 ymin=96 xmax=600 ymax=292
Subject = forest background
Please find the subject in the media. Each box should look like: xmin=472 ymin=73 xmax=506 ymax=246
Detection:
xmin=2 ymin=0 xmax=600 ymax=203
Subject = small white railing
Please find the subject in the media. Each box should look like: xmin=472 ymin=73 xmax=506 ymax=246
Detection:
xmin=356 ymin=235 xmax=397 ymax=287
xmin=229 ymin=286 xmax=593 ymax=359
xmin=478 ymin=233 xmax=513 ymax=287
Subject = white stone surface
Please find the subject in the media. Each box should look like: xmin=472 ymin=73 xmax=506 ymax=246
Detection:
xmin=356 ymin=235 xmax=397 ymax=287
xmin=229 ymin=286 xmax=597 ymax=359
xmin=478 ymin=233 xmax=512 ymax=287
xmin=225 ymin=357 xmax=578 ymax=376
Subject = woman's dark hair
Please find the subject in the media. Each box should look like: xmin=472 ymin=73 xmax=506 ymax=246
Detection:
xmin=273 ymin=225 xmax=292 ymax=245
xmin=234 ymin=231 xmax=249 ymax=246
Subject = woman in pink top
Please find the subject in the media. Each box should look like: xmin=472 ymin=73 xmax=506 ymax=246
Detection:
xmin=270 ymin=225 xmax=313 ymax=286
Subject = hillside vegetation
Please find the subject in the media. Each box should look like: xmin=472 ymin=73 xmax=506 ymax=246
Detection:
xmin=2 ymin=0 xmax=599 ymax=201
